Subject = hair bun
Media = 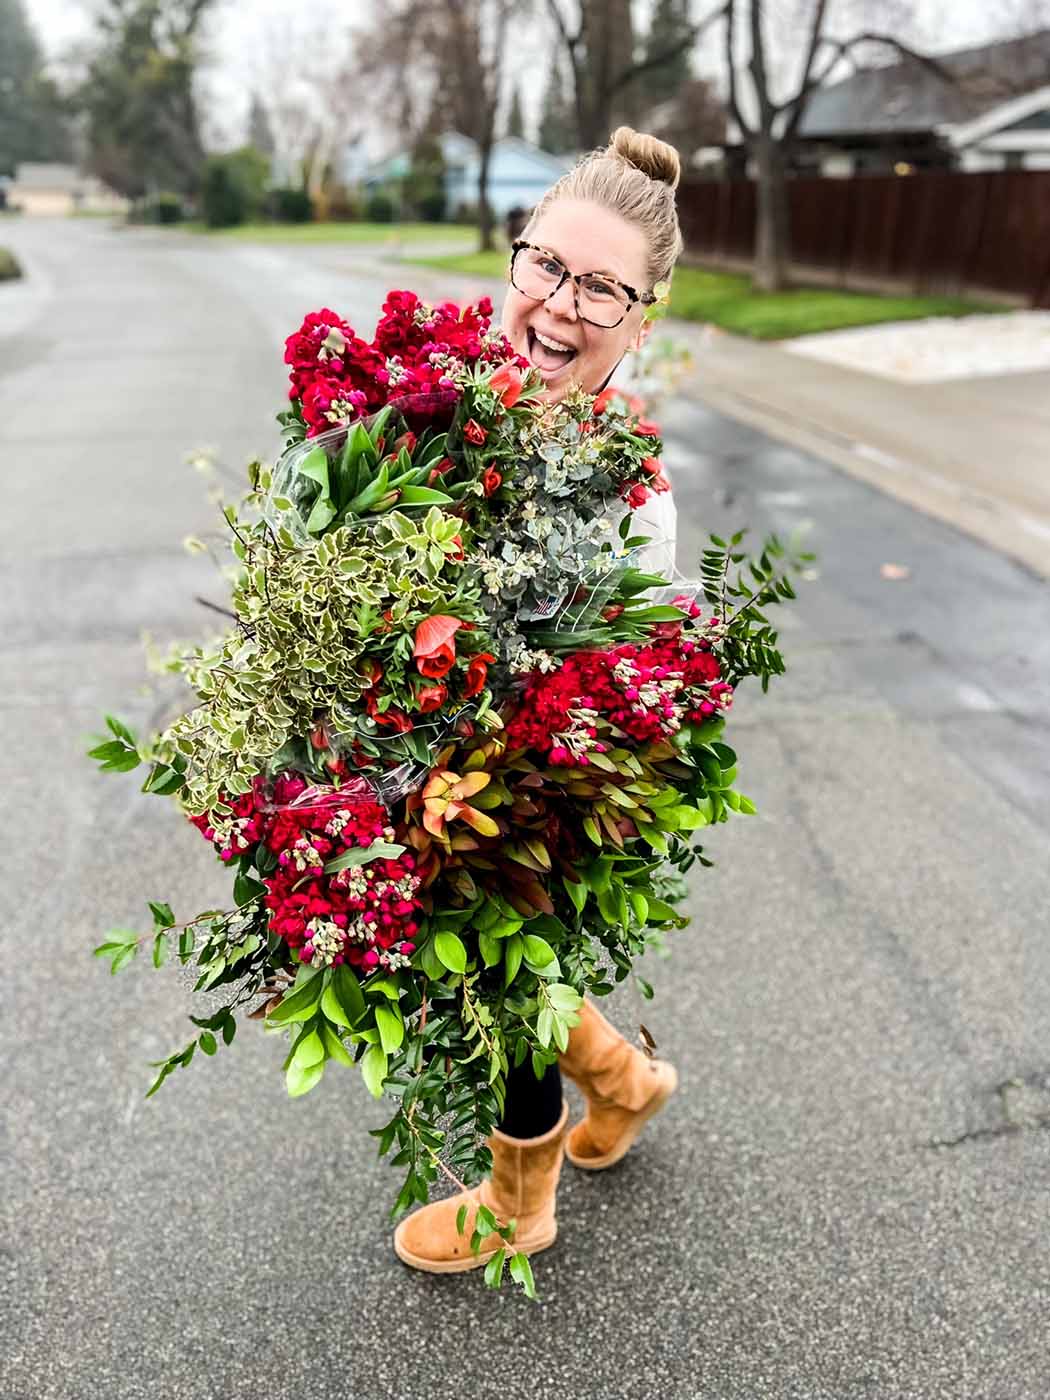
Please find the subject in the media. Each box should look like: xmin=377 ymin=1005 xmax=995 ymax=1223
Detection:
xmin=608 ymin=126 xmax=681 ymax=190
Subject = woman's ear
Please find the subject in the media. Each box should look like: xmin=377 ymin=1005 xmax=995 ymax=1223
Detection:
xmin=628 ymin=317 xmax=654 ymax=354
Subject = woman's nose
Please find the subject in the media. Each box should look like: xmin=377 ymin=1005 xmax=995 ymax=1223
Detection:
xmin=545 ymin=278 xmax=578 ymax=319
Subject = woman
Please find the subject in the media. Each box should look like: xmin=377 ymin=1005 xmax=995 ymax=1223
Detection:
xmin=394 ymin=126 xmax=684 ymax=1274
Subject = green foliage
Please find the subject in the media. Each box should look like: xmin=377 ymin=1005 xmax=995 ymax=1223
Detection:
xmin=136 ymin=191 xmax=184 ymax=224
xmin=76 ymin=0 xmax=213 ymax=198
xmin=364 ymin=192 xmax=395 ymax=223
xmin=0 ymin=247 xmax=21 ymax=282
xmin=538 ymin=42 xmax=576 ymax=154
xmin=268 ymin=186 xmax=313 ymax=223
xmin=201 ymin=146 xmax=269 ymax=229
xmin=0 ymin=0 xmax=71 ymax=176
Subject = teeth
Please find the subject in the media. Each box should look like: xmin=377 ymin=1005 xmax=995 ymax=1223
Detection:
xmin=534 ymin=330 xmax=575 ymax=353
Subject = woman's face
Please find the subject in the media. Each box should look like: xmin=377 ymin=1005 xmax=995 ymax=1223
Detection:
xmin=501 ymin=198 xmax=653 ymax=404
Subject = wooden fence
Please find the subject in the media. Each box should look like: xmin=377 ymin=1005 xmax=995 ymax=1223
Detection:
xmin=677 ymin=170 xmax=1050 ymax=306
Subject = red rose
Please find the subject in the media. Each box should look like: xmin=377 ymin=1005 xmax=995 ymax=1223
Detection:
xmin=464 ymin=419 xmax=488 ymax=445
xmin=416 ymin=683 xmax=448 ymax=712
xmin=373 ymin=706 xmax=414 ymax=733
xmin=489 ymin=363 xmax=524 ymax=408
xmin=413 ymin=614 xmax=465 ymax=679
xmin=641 ymin=456 xmax=671 ymax=493
xmin=624 ymin=482 xmax=650 ymax=509
xmin=602 ymin=604 xmax=624 ymax=621
xmin=449 ymin=534 xmax=465 ymax=562
xmin=482 ymin=465 xmax=502 ymax=497
xmin=635 ymin=417 xmax=661 ymax=438
xmin=427 ymin=456 xmax=455 ymax=485
xmin=463 ymin=651 xmax=495 ymax=698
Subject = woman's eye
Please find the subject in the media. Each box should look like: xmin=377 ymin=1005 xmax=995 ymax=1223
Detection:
xmin=540 ymin=259 xmax=563 ymax=276
xmin=583 ymin=279 xmax=615 ymax=299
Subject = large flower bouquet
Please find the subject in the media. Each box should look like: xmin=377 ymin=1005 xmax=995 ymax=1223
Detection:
xmin=92 ymin=290 xmax=805 ymax=1295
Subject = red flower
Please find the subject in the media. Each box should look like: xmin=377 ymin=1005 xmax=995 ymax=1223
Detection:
xmin=592 ymin=386 xmax=619 ymax=416
xmin=635 ymin=418 xmax=661 ymax=438
xmin=449 ymin=534 xmax=465 ymax=562
xmin=416 ymin=683 xmax=448 ymax=712
xmin=625 ymin=482 xmax=650 ymax=509
xmin=427 ymin=456 xmax=456 ymax=486
xmin=373 ymin=705 xmax=414 ymax=733
xmin=393 ymin=430 xmax=417 ymax=455
xmin=489 ymin=363 xmax=524 ymax=408
xmin=463 ymin=651 xmax=495 ymax=698
xmin=482 ymin=465 xmax=502 ymax=497
xmin=464 ymin=419 xmax=488 ymax=445
xmin=413 ymin=614 xmax=465 ymax=679
xmin=641 ymin=455 xmax=672 ymax=493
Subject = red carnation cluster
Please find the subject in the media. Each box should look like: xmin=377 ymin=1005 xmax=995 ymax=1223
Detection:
xmin=284 ymin=292 xmax=526 ymax=438
xmin=191 ymin=772 xmax=422 ymax=975
xmin=505 ymin=613 xmax=733 ymax=764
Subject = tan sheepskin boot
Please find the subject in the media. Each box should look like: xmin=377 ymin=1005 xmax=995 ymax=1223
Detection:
xmin=558 ymin=998 xmax=678 ymax=1170
xmin=393 ymin=1101 xmax=569 ymax=1273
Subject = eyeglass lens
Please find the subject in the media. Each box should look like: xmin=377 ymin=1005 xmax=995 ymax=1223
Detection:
xmin=512 ymin=247 xmax=630 ymax=328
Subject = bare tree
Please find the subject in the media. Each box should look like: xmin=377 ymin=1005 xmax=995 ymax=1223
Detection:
xmin=721 ymin=0 xmax=950 ymax=291
xmin=359 ymin=0 xmax=518 ymax=250
xmin=545 ymin=0 xmax=724 ymax=148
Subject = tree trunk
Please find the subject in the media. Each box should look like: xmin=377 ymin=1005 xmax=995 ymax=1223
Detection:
xmin=477 ymin=137 xmax=495 ymax=252
xmin=752 ymin=133 xmax=791 ymax=292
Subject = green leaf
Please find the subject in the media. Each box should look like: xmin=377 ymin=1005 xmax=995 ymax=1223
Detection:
xmin=478 ymin=930 xmax=500 ymax=967
xmin=199 ymin=1031 xmax=217 ymax=1055
xmin=151 ymin=931 xmax=169 ymax=969
xmin=563 ymin=874 xmax=587 ymax=915
xmin=319 ymin=1020 xmax=353 ymax=1066
xmin=456 ymin=1204 xmax=469 ymax=1237
xmin=110 ymin=943 xmax=138 ymax=974
xmin=434 ymin=930 xmax=468 ymax=975
xmin=360 ymin=1044 xmax=388 ymax=1099
xmin=105 ymin=713 xmax=137 ymax=746
xmin=266 ymin=972 xmax=324 ymax=1025
xmin=504 ymin=933 xmax=524 ymax=987
xmin=233 ymin=873 xmax=265 ymax=906
xmin=582 ymin=816 xmax=602 ymax=847
xmin=286 ymin=1058 xmax=325 ymax=1097
xmin=291 ymin=1029 xmax=325 ymax=1069
xmin=509 ymin=1251 xmax=536 ymax=1298
xmin=147 ymin=901 xmax=175 ymax=929
xmin=397 ymin=485 xmax=453 ymax=505
xmin=484 ymin=1247 xmax=507 ymax=1288
xmin=322 ymin=841 xmax=405 ymax=874
xmin=522 ymin=934 xmax=556 ymax=969
xmin=375 ymin=1004 xmax=405 ymax=1055
xmin=332 ymin=964 xmax=367 ymax=1025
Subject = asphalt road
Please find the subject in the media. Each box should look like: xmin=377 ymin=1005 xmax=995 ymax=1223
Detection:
xmin=2 ymin=219 xmax=1048 ymax=1400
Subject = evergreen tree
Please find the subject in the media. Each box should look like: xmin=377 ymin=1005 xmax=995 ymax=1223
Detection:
xmin=0 ymin=0 xmax=71 ymax=176
xmin=247 ymin=93 xmax=275 ymax=160
xmin=538 ymin=45 xmax=575 ymax=153
xmin=639 ymin=0 xmax=694 ymax=109
xmin=505 ymin=85 xmax=525 ymax=140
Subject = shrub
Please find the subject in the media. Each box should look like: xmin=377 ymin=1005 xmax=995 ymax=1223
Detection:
xmin=201 ymin=147 xmax=270 ymax=229
xmin=269 ymin=187 xmax=313 ymax=223
xmin=417 ymin=189 xmax=447 ymax=222
xmin=327 ymin=187 xmax=362 ymax=222
xmin=142 ymin=192 xmax=184 ymax=224
xmin=0 ymin=247 xmax=22 ymax=281
xmin=364 ymin=192 xmax=395 ymax=223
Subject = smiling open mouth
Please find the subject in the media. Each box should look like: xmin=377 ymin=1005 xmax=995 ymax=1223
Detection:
xmin=527 ymin=327 xmax=577 ymax=375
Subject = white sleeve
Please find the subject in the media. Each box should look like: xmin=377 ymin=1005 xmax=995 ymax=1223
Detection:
xmin=629 ymin=488 xmax=677 ymax=578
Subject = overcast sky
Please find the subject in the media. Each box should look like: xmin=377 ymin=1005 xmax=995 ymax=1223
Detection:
xmin=24 ymin=0 xmax=1036 ymax=154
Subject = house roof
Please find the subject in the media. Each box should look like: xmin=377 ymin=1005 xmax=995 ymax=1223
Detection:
xmin=12 ymin=162 xmax=84 ymax=191
xmin=365 ymin=133 xmax=573 ymax=182
xmin=798 ymin=30 xmax=1050 ymax=138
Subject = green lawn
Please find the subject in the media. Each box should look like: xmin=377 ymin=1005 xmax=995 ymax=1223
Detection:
xmin=409 ymin=249 xmax=1004 ymax=339
xmin=187 ymin=220 xmax=477 ymax=246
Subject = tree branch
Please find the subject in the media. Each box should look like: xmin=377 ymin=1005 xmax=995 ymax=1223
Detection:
xmin=607 ymin=1 xmax=725 ymax=99
xmin=724 ymin=0 xmax=752 ymax=139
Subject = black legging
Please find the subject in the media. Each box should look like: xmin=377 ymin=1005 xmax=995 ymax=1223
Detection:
xmin=498 ymin=1059 xmax=563 ymax=1138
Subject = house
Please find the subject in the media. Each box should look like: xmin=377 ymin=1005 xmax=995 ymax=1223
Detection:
xmin=363 ymin=133 xmax=574 ymax=219
xmin=6 ymin=163 xmax=127 ymax=216
xmin=793 ymin=31 xmax=1050 ymax=176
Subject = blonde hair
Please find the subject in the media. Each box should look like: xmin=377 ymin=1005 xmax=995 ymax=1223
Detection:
xmin=525 ymin=126 xmax=684 ymax=288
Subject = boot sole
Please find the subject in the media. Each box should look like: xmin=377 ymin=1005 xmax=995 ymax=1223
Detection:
xmin=394 ymin=1222 xmax=558 ymax=1274
xmin=565 ymin=1063 xmax=678 ymax=1171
